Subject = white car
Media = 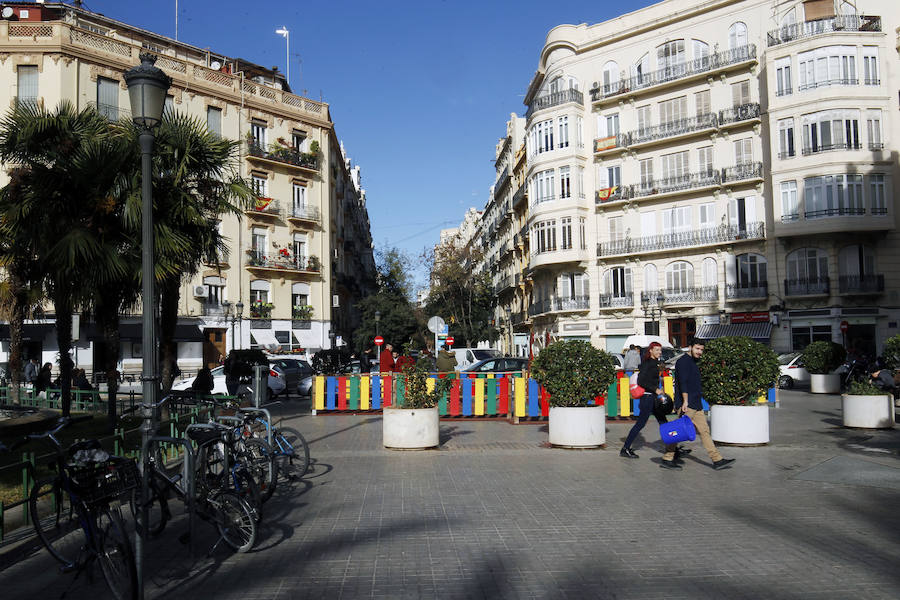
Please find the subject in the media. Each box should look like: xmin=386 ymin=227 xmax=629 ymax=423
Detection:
xmin=171 ymin=364 xmax=287 ymax=400
xmin=778 ymin=352 xmax=810 ymax=389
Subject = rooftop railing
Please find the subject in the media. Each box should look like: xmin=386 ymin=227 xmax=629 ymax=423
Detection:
xmin=766 ymin=15 xmax=881 ymax=47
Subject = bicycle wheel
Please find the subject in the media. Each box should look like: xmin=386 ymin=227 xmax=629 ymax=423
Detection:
xmin=210 ymin=491 xmax=257 ymax=553
xmin=29 ymin=476 xmax=86 ymax=568
xmin=95 ymin=506 xmax=138 ymax=600
xmin=236 ymin=438 xmax=277 ymax=502
xmin=130 ymin=469 xmax=170 ymax=537
xmin=229 ymin=466 xmax=262 ymax=523
xmin=273 ymin=426 xmax=310 ymax=479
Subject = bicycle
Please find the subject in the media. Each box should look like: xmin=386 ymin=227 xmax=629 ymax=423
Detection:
xmin=4 ymin=416 xmax=138 ymax=600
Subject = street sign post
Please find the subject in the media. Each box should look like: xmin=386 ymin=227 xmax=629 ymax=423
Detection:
xmin=840 ymin=320 xmax=849 ymax=333
xmin=374 ymin=335 xmax=384 ymax=346
xmin=446 ymin=336 xmax=455 ymax=348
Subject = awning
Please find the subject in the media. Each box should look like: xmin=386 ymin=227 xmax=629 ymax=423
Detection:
xmin=695 ymin=322 xmax=772 ymax=341
xmin=119 ymin=323 xmax=203 ymax=342
xmin=250 ymin=329 xmax=280 ymax=349
xmin=0 ymin=323 xmax=57 ymax=341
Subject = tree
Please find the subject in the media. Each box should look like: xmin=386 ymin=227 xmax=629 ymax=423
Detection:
xmin=424 ymin=239 xmax=497 ymax=347
xmin=351 ymin=247 xmax=421 ymax=352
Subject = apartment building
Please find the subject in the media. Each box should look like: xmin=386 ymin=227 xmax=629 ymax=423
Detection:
xmin=0 ymin=2 xmax=376 ymax=373
xmin=507 ymin=0 xmax=899 ymax=356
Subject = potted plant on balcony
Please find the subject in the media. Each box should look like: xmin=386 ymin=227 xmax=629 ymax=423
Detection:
xmin=700 ymin=336 xmax=778 ymax=445
xmin=307 ymin=255 xmax=320 ymax=272
xmin=250 ymin=301 xmax=274 ymax=319
xmin=531 ymin=340 xmax=616 ymax=448
xmin=292 ymin=304 xmax=313 ymax=320
xmin=383 ymin=362 xmax=452 ymax=450
xmin=841 ymin=378 xmax=894 ymax=429
xmin=802 ymin=341 xmax=845 ymax=394
xmin=245 ymin=248 xmax=265 ymax=267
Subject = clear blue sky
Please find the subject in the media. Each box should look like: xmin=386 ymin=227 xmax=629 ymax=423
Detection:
xmin=87 ymin=0 xmax=652 ymax=287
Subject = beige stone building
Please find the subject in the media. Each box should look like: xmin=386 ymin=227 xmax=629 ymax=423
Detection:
xmin=470 ymin=0 xmax=898 ymax=357
xmin=0 ymin=2 xmax=376 ymax=374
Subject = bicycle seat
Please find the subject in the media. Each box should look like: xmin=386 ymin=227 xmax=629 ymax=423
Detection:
xmin=186 ymin=425 xmax=226 ymax=446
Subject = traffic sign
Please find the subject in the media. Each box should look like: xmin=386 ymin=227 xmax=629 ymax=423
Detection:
xmin=446 ymin=336 xmax=455 ymax=347
xmin=374 ymin=335 xmax=384 ymax=346
xmin=427 ymin=316 xmax=446 ymax=334
xmin=840 ymin=320 xmax=849 ymax=333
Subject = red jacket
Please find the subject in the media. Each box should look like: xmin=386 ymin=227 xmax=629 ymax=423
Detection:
xmin=379 ymin=348 xmax=395 ymax=373
xmin=395 ymin=355 xmax=416 ymax=373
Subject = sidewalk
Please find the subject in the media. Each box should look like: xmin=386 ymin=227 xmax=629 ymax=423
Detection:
xmin=1 ymin=390 xmax=899 ymax=599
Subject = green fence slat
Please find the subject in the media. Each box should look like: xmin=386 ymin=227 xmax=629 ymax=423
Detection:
xmin=349 ymin=376 xmax=360 ymax=410
xmin=606 ymin=381 xmax=618 ymax=417
xmin=486 ymin=378 xmax=497 ymax=415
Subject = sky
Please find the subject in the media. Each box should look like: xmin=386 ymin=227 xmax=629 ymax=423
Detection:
xmin=84 ymin=0 xmax=654 ymax=288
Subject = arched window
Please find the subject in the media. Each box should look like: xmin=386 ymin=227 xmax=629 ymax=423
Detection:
xmin=785 ymin=248 xmax=828 ymax=294
xmin=633 ymin=52 xmax=651 ymax=83
xmin=601 ymin=61 xmax=619 ymax=90
xmin=656 ymin=39 xmax=686 ymax=71
xmin=604 ymin=267 xmax=632 ymax=298
xmin=780 ymin=9 xmax=797 ymax=28
xmin=839 ymin=2 xmax=856 ymax=16
xmin=665 ymin=261 xmax=694 ymax=294
xmin=736 ymin=253 xmax=767 ymax=288
xmin=249 ymin=279 xmax=271 ymax=305
xmin=692 ymin=40 xmax=710 ymax=65
xmin=702 ymin=257 xmax=718 ymax=288
xmin=291 ymin=282 xmax=311 ymax=315
xmin=728 ymin=22 xmax=748 ymax=49
xmin=644 ymin=263 xmax=658 ymax=291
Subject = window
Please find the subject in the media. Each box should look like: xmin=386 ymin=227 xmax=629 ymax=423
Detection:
xmin=636 ymin=105 xmax=652 ymax=133
xmin=775 ymin=57 xmax=792 ymax=96
xmin=659 ymin=96 xmax=687 ymax=125
xmin=164 ymin=95 xmax=174 ymax=116
xmin=866 ymin=109 xmax=882 ymax=149
xmin=640 ymin=211 xmax=656 ymax=236
xmin=251 ymin=227 xmax=267 ymax=257
xmin=804 ymin=175 xmax=864 ymax=217
xmin=699 ymin=203 xmax=716 ymax=229
xmin=293 ymin=233 xmax=308 ymax=264
xmin=728 ymin=22 xmax=748 ymax=49
xmin=801 ymin=109 xmax=860 ymax=153
xmin=697 ymin=146 xmax=713 ymax=174
xmin=601 ymin=61 xmax=619 ymax=91
xmin=728 ymin=196 xmax=756 ymax=232
xmin=251 ymin=174 xmax=268 ymax=197
xmin=291 ymin=131 xmax=306 ymax=152
xmin=250 ymin=121 xmax=267 ymax=147
xmin=661 ymin=151 xmax=689 ymax=180
xmin=203 ymin=276 xmax=225 ymax=306
xmin=605 ymin=114 xmax=620 ymax=137
xmin=656 ymin=40 xmax=686 ymax=76
xmin=633 ymin=53 xmax=651 ymax=83
xmin=291 ymin=283 xmax=310 ymax=316
xmin=666 ymin=261 xmax=694 ymax=293
xmin=639 ymin=158 xmax=653 ymax=186
xmin=734 ymin=138 xmax=753 ymax=165
xmin=791 ymin=325 xmax=832 ymax=351
xmin=557 ymin=272 xmax=588 ymax=301
xmin=96 ymin=77 xmax=118 ymax=120
xmin=798 ymin=46 xmax=857 ymax=90
xmin=702 ymin=257 xmax=717 ymax=288
xmin=560 ymin=217 xmax=573 ymax=250
xmin=786 ymin=248 xmax=828 ymax=284
xmin=695 ymin=90 xmax=710 ymax=117
xmin=533 ymin=220 xmax=556 ymax=254
xmin=731 ymin=81 xmax=750 ymax=106
xmin=868 ymin=174 xmax=886 ymax=214
xmin=608 ymin=216 xmax=624 ymax=241
xmin=532 ymin=169 xmax=555 ymax=204
xmin=579 ymin=217 xmax=586 ymax=249
xmin=532 ymin=119 xmax=554 ymax=154
xmin=781 ymin=181 xmax=799 ymax=221
xmin=778 ymin=118 xmax=795 ymax=158
xmin=292 ymin=183 xmax=307 ymax=213
xmin=736 ymin=254 xmax=767 ymax=288
xmin=576 ymin=166 xmax=585 ymax=199
xmin=576 ymin=116 xmax=584 ymax=148
xmin=838 ymin=245 xmax=875 ymax=279
xmin=862 ymin=48 xmax=879 ymax=85
xmin=663 ymin=206 xmax=691 ymax=233
xmin=644 ymin=263 xmax=658 ymax=291
xmin=558 ymin=116 xmax=569 ymax=149
xmin=249 ymin=280 xmax=270 ymax=305
xmin=692 ymin=40 xmax=710 ymax=66
xmin=16 ymin=65 xmax=38 ymax=103
xmin=206 ymin=106 xmax=222 ymax=137
xmin=606 ymin=165 xmax=621 ymax=189
xmin=605 ymin=267 xmax=632 ymax=297
xmin=559 ymin=166 xmax=571 ymax=199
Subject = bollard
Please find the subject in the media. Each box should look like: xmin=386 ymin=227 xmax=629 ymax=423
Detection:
xmin=23 ymin=452 xmax=34 ymax=527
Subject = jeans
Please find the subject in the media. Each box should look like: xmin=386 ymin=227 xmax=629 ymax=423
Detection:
xmin=624 ymin=393 xmax=676 ymax=454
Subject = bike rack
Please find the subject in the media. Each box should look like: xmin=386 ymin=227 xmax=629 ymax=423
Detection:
xmin=144 ymin=435 xmax=196 ymax=558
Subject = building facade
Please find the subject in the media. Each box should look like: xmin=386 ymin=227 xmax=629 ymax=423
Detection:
xmin=0 ymin=2 xmax=376 ymax=374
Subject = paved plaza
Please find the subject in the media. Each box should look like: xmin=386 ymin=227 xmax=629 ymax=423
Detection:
xmin=2 ymin=390 xmax=900 ymax=599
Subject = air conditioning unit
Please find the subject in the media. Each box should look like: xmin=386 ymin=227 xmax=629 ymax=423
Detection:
xmin=193 ymin=285 xmax=208 ymax=298
xmin=332 ymin=294 xmax=340 ymax=308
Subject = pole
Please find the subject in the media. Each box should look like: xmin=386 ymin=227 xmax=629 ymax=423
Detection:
xmin=175 ymin=0 xmax=178 ymax=40
xmin=284 ymin=30 xmax=290 ymax=88
xmin=137 ymin=130 xmax=158 ymax=600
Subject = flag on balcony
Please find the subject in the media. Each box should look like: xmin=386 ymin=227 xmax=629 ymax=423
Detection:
xmin=255 ymin=197 xmax=273 ymax=210
xmin=596 ymin=186 xmax=619 ymax=201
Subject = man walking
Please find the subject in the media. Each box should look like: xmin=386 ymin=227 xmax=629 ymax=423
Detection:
xmin=670 ymin=338 xmax=735 ymax=470
xmin=379 ymin=343 xmax=395 ymax=373
xmin=24 ymin=357 xmax=39 ymax=388
xmin=623 ymin=344 xmax=641 ymax=372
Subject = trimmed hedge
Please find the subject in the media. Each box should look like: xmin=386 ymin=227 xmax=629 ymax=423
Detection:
xmin=531 ymin=340 xmax=617 ymax=407
xmin=699 ymin=336 xmax=779 ymax=406
xmin=801 ymin=341 xmax=846 ymax=375
xmin=883 ymin=335 xmax=900 ymax=370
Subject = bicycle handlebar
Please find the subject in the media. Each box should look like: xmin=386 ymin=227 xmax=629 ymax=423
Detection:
xmin=1 ymin=414 xmax=93 ymax=453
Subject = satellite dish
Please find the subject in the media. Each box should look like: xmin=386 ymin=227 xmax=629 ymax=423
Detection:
xmin=210 ymin=61 xmax=221 ymax=70
xmin=1 ymin=7 xmax=14 ymax=18
xmin=427 ymin=316 xmax=446 ymax=334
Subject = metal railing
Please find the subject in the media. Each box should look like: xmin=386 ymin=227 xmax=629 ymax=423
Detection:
xmin=247 ymin=142 xmax=319 ymax=170
xmin=246 ymin=251 xmax=320 ymax=272
xmin=726 ymin=282 xmax=768 ymax=299
xmin=289 ymin=204 xmax=320 ymax=221
xmin=591 ymin=44 xmax=756 ymax=101
xmin=723 ymin=162 xmax=763 ymax=183
xmin=767 ymin=15 xmax=882 ymax=47
xmin=495 ymin=167 xmax=510 ymax=193
xmin=784 ymin=277 xmax=830 ymax=296
xmin=247 ymin=198 xmax=282 ymax=217
xmin=801 ymin=142 xmax=861 ymax=155
xmin=526 ymin=88 xmax=584 ymax=119
xmin=777 ymin=150 xmax=796 ymax=159
xmin=838 ymin=274 xmax=884 ymax=294
xmin=632 ymin=169 xmax=721 ymax=198
xmin=719 ymin=102 xmax=760 ymax=125
xmin=512 ymin=184 xmax=527 ymax=208
xmin=89 ymin=101 xmax=129 ymax=121
xmin=199 ymin=303 xmax=227 ymax=316
xmin=553 ymin=296 xmax=590 ymax=311
xmin=804 ymin=207 xmax=865 ymax=218
xmin=598 ymin=293 xmax=634 ymax=308
xmin=628 ymin=113 xmax=717 ymax=145
xmin=798 ymin=77 xmax=858 ymax=91
xmin=597 ymin=222 xmax=764 ymax=257
xmin=641 ymin=287 xmax=718 ymax=304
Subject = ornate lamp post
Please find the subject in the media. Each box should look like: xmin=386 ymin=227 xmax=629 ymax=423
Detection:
xmin=124 ymin=52 xmax=171 ymax=600
xmin=641 ymin=291 xmax=666 ymax=336
xmin=222 ymin=300 xmax=244 ymax=352
xmin=374 ymin=310 xmax=381 ymax=337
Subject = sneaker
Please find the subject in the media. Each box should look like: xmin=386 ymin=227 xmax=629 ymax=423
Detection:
xmin=620 ymin=447 xmax=639 ymax=459
xmin=672 ymin=456 xmax=685 ymax=465
xmin=674 ymin=446 xmax=692 ymax=457
xmin=712 ymin=458 xmax=735 ymax=470
xmin=659 ymin=459 xmax=682 ymax=470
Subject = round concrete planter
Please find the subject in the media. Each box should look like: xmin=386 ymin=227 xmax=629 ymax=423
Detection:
xmin=841 ymin=394 xmax=894 ymax=429
xmin=710 ymin=404 xmax=769 ymax=445
xmin=548 ymin=406 xmax=606 ymax=448
xmin=382 ymin=407 xmax=440 ymax=450
xmin=809 ymin=373 xmax=840 ymax=394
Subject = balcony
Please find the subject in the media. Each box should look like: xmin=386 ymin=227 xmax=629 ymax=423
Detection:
xmin=718 ymin=102 xmax=761 ymax=126
xmin=511 ymin=311 xmax=526 ymax=326
xmin=199 ymin=302 xmax=228 ymax=316
xmin=246 ymin=251 xmax=321 ymax=274
xmin=597 ymin=222 xmax=764 ymax=258
xmin=798 ymin=77 xmax=858 ymax=91
xmin=89 ymin=101 xmax=130 ymax=122
xmin=767 ymin=15 xmax=882 ymax=47
xmin=590 ymin=44 xmax=756 ymax=103
xmin=598 ymin=293 xmax=634 ymax=309
xmin=512 ymin=184 xmax=527 ymax=209
xmin=641 ymin=287 xmax=718 ymax=305
xmin=628 ymin=113 xmax=717 ymax=147
xmin=288 ymin=204 xmax=321 ymax=225
xmin=726 ymin=282 xmax=768 ymax=300
xmin=869 ymin=142 xmax=884 ymax=151
xmin=785 ymin=277 xmax=830 ymax=296
xmin=631 ymin=169 xmax=722 ymax=199
xmin=246 ymin=197 xmax=282 ymax=218
xmin=553 ymin=296 xmax=590 ymax=312
xmin=722 ymin=162 xmax=763 ymax=184
xmin=526 ymin=88 xmax=584 ymax=119
xmin=494 ymin=275 xmax=514 ymax=295
xmin=247 ymin=141 xmax=319 ymax=172
xmin=838 ymin=274 xmax=884 ymax=295
xmin=495 ymin=167 xmax=510 ymax=194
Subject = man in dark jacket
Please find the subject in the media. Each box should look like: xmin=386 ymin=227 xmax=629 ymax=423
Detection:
xmin=621 ymin=342 xmax=677 ymax=461
xmin=672 ymin=338 xmax=735 ymax=470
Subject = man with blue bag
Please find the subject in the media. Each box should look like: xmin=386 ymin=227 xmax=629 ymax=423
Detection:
xmin=670 ymin=338 xmax=735 ymax=470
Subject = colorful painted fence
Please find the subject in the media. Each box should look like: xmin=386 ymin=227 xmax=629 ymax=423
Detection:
xmin=312 ymin=371 xmax=777 ymax=419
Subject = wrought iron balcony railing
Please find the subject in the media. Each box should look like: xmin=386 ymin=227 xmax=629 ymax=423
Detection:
xmin=247 ymin=198 xmax=282 ymax=217
xmin=726 ymin=282 xmax=768 ymax=299
xmin=767 ymin=15 xmax=882 ymax=47
xmin=598 ymin=293 xmax=634 ymax=308
xmin=628 ymin=113 xmax=717 ymax=145
xmin=553 ymin=296 xmax=590 ymax=311
xmin=591 ymin=44 xmax=756 ymax=101
xmin=631 ymin=169 xmax=721 ymax=198
xmin=838 ymin=274 xmax=884 ymax=294
xmin=641 ymin=287 xmax=718 ymax=305
xmin=289 ymin=204 xmax=320 ymax=221
xmin=495 ymin=167 xmax=510 ymax=193
xmin=512 ymin=184 xmax=527 ymax=208
xmin=718 ymin=102 xmax=760 ymax=125
xmin=784 ymin=277 xmax=829 ymax=296
xmin=722 ymin=162 xmax=763 ymax=183
xmin=801 ymin=142 xmax=861 ymax=155
xmin=526 ymin=88 xmax=584 ymax=119
xmin=597 ymin=222 xmax=764 ymax=257
xmin=247 ymin=141 xmax=319 ymax=170
xmin=199 ymin=302 xmax=228 ymax=316
xmin=246 ymin=250 xmax=320 ymax=272
xmin=804 ymin=207 xmax=865 ymax=218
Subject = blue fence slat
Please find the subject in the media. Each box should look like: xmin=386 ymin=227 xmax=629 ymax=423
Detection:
xmin=527 ymin=379 xmax=539 ymax=417
xmin=326 ymin=377 xmax=337 ymax=410
xmin=462 ymin=378 xmax=473 ymax=416
xmin=371 ymin=375 xmax=381 ymax=410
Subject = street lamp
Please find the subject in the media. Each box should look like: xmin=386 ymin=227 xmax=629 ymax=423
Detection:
xmin=504 ymin=307 xmax=512 ymax=356
xmin=641 ymin=291 xmax=665 ymax=336
xmin=374 ymin=310 xmax=381 ymax=336
xmin=222 ymin=300 xmax=244 ymax=353
xmin=124 ymin=52 xmax=171 ymax=600
xmin=275 ymin=26 xmax=290 ymax=88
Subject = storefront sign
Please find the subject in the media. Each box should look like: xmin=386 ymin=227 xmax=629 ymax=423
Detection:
xmin=731 ymin=311 xmax=769 ymax=324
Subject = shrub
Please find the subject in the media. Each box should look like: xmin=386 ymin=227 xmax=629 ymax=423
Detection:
xmin=883 ymin=335 xmax=900 ymax=370
xmin=401 ymin=362 xmax=451 ymax=409
xmin=846 ymin=379 xmax=885 ymax=396
xmin=699 ymin=336 xmax=779 ymax=406
xmin=311 ymin=348 xmax=351 ymax=374
xmin=530 ymin=340 xmax=616 ymax=407
xmin=801 ymin=341 xmax=846 ymax=374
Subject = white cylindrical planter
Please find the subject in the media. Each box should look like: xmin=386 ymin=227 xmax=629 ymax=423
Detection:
xmin=548 ymin=406 xmax=606 ymax=448
xmin=710 ymin=404 xmax=770 ymax=445
xmin=809 ymin=373 xmax=840 ymax=394
xmin=842 ymin=394 xmax=894 ymax=429
xmin=383 ymin=407 xmax=440 ymax=449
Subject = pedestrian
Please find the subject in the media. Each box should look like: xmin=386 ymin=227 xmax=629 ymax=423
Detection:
xmin=623 ymin=344 xmax=641 ymax=371
xmin=224 ymin=352 xmax=250 ymax=396
xmin=435 ymin=344 xmax=457 ymax=372
xmin=672 ymin=338 xmax=735 ymax=470
xmin=359 ymin=347 xmax=374 ymax=373
xmin=24 ymin=357 xmax=39 ymax=387
xmin=191 ymin=367 xmax=215 ymax=397
xmin=35 ymin=363 xmax=53 ymax=398
xmin=379 ymin=343 xmax=395 ymax=373
xmin=73 ymin=368 xmax=93 ymax=391
xmin=620 ymin=342 xmax=681 ymax=463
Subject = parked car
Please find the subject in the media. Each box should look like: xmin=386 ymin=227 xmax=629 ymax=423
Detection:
xmin=449 ymin=348 xmax=502 ymax=370
xmin=464 ymin=357 xmax=530 ymax=373
xmin=171 ymin=353 xmax=286 ymax=401
xmin=269 ymin=357 xmax=313 ymax=392
xmin=778 ymin=352 xmax=809 ymax=389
